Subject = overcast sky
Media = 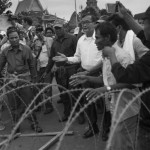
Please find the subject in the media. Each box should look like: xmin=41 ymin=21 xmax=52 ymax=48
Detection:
xmin=9 ymin=0 xmax=150 ymax=21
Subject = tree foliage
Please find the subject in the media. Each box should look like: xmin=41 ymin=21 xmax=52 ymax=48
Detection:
xmin=0 ymin=0 xmax=12 ymax=15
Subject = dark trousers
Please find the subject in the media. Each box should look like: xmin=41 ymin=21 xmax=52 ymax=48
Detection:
xmin=73 ymin=67 xmax=101 ymax=127
xmin=83 ymin=83 xmax=98 ymax=127
xmin=7 ymin=83 xmax=37 ymax=126
xmin=36 ymin=67 xmax=53 ymax=109
xmin=103 ymin=109 xmax=111 ymax=133
xmin=55 ymin=65 xmax=78 ymax=117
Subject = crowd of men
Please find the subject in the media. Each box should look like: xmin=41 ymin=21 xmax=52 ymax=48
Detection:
xmin=0 ymin=1 xmax=150 ymax=150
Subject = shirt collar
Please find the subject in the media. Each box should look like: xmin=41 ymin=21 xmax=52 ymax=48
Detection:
xmin=83 ymin=31 xmax=95 ymax=40
xmin=7 ymin=43 xmax=24 ymax=51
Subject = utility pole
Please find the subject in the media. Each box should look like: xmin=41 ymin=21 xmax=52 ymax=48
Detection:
xmin=75 ymin=0 xmax=78 ymax=27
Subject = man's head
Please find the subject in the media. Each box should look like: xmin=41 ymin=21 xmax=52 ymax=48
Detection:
xmin=7 ymin=27 xmax=20 ymax=47
xmin=22 ymin=17 xmax=33 ymax=28
xmin=53 ymin=21 xmax=65 ymax=38
xmin=45 ymin=27 xmax=54 ymax=37
xmin=81 ymin=14 xmax=97 ymax=35
xmin=107 ymin=14 xmax=130 ymax=43
xmin=107 ymin=14 xmax=130 ymax=32
xmin=95 ymin=21 xmax=117 ymax=50
xmin=143 ymin=7 xmax=150 ymax=40
xmin=36 ymin=25 xmax=44 ymax=39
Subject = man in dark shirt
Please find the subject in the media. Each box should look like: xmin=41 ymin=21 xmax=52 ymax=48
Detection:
xmin=0 ymin=27 xmax=42 ymax=133
xmin=102 ymin=4 xmax=150 ymax=150
xmin=45 ymin=21 xmax=77 ymax=122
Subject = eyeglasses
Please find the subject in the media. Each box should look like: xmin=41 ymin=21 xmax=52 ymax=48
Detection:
xmin=81 ymin=20 xmax=93 ymax=25
xmin=46 ymin=31 xmax=53 ymax=34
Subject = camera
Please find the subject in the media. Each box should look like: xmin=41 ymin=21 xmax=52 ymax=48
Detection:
xmin=106 ymin=1 xmax=119 ymax=14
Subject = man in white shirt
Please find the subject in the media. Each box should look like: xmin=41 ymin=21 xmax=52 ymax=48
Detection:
xmin=53 ymin=14 xmax=103 ymax=138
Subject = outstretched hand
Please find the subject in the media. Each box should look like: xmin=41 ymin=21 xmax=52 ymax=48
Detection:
xmin=69 ymin=74 xmax=89 ymax=87
xmin=52 ymin=52 xmax=67 ymax=62
xmin=86 ymin=87 xmax=107 ymax=101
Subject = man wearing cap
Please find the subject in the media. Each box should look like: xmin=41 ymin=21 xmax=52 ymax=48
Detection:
xmin=53 ymin=14 xmax=103 ymax=138
xmin=102 ymin=3 xmax=150 ymax=150
xmin=44 ymin=21 xmax=78 ymax=122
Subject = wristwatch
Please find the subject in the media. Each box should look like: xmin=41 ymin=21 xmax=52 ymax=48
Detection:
xmin=106 ymin=85 xmax=111 ymax=91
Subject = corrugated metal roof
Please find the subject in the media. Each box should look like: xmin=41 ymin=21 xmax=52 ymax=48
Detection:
xmin=134 ymin=12 xmax=145 ymax=20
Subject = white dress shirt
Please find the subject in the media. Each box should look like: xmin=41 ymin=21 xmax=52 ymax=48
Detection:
xmin=67 ymin=32 xmax=102 ymax=71
xmin=103 ymin=42 xmax=141 ymax=122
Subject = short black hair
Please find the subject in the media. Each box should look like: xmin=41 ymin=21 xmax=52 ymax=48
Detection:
xmin=45 ymin=27 xmax=54 ymax=34
xmin=82 ymin=14 xmax=98 ymax=23
xmin=23 ymin=16 xmax=33 ymax=26
xmin=95 ymin=21 xmax=117 ymax=44
xmin=107 ymin=14 xmax=130 ymax=31
xmin=7 ymin=26 xmax=19 ymax=37
xmin=36 ymin=25 xmax=43 ymax=32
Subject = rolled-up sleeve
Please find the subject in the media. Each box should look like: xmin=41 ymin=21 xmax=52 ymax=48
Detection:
xmin=67 ymin=42 xmax=81 ymax=64
xmin=26 ymin=47 xmax=37 ymax=78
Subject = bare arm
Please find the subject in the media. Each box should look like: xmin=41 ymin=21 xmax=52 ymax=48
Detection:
xmin=86 ymin=83 xmax=136 ymax=100
xmin=118 ymin=2 xmax=143 ymax=35
xmin=123 ymin=13 xmax=142 ymax=35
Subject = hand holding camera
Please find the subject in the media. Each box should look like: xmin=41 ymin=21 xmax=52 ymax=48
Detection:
xmin=106 ymin=1 xmax=121 ymax=14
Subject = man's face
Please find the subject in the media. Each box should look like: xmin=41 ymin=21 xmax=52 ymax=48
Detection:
xmin=81 ymin=15 xmax=95 ymax=34
xmin=46 ymin=29 xmax=53 ymax=37
xmin=54 ymin=27 xmax=64 ymax=38
xmin=36 ymin=30 xmax=43 ymax=39
xmin=144 ymin=19 xmax=150 ymax=40
xmin=95 ymin=29 xmax=110 ymax=50
xmin=8 ymin=31 xmax=20 ymax=47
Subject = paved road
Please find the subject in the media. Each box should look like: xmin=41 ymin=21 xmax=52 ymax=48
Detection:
xmin=0 ymin=80 xmax=106 ymax=150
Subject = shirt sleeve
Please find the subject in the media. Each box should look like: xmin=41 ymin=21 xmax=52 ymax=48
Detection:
xmin=26 ymin=47 xmax=37 ymax=78
xmin=45 ymin=43 xmax=55 ymax=73
xmin=67 ymin=40 xmax=81 ymax=64
xmin=111 ymin=51 xmax=150 ymax=84
xmin=72 ymin=36 xmax=77 ymax=54
xmin=0 ymin=51 xmax=7 ymax=73
xmin=133 ymin=35 xmax=149 ymax=58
